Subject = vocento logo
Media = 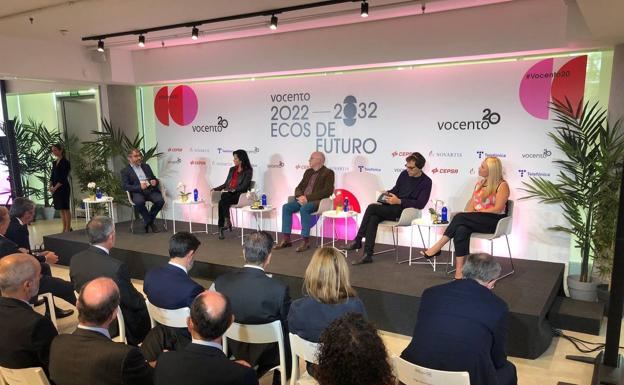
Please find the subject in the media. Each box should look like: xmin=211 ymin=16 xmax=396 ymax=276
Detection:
xmin=267 ymin=161 xmax=285 ymax=169
xmin=522 ymin=149 xmax=552 ymax=159
xmin=519 ymin=56 xmax=587 ymax=119
xmin=154 ymin=85 xmax=199 ymax=126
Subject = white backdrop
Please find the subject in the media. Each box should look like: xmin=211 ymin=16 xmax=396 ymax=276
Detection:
xmin=153 ymin=56 xmax=589 ymax=263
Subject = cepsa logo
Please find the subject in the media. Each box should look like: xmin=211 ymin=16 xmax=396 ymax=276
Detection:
xmin=167 ymin=148 xmax=183 ymax=152
xmin=431 ymin=168 xmax=459 ymax=174
xmin=154 ymin=85 xmax=199 ymax=126
xmin=392 ymin=151 xmax=413 ymax=157
xmin=190 ymin=160 xmax=206 ymax=166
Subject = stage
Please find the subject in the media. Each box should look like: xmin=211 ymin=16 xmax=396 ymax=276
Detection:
xmin=44 ymin=220 xmax=564 ymax=360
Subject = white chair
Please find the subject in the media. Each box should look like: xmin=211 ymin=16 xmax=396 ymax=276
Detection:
xmin=0 ymin=366 xmax=50 ymax=385
xmin=288 ymin=333 xmax=320 ymax=385
xmin=33 ymin=293 xmax=57 ymax=331
xmin=287 ymin=195 xmax=333 ymax=245
xmin=471 ymin=200 xmax=515 ymax=281
xmin=223 ymin=320 xmax=287 ymax=385
xmin=372 ymin=190 xmax=424 ymax=263
xmin=74 ymin=290 xmax=126 ymax=344
xmin=126 ymin=185 xmax=168 ymax=233
xmin=145 ymin=300 xmax=190 ymax=328
xmin=392 ymin=356 xmax=470 ymax=385
xmin=210 ymin=181 xmax=256 ymax=230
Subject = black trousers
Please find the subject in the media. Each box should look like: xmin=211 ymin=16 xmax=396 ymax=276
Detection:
xmin=218 ymin=191 xmax=241 ymax=227
xmin=443 ymin=212 xmax=505 ymax=256
xmin=31 ymin=262 xmax=77 ymax=306
xmin=132 ymin=188 xmax=165 ymax=225
xmin=140 ymin=324 xmax=191 ymax=361
xmin=356 ymin=204 xmax=403 ymax=253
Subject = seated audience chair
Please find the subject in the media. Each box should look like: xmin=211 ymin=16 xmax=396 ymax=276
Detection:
xmin=392 ymin=356 xmax=470 ymax=385
xmin=145 ymin=300 xmax=190 ymax=328
xmin=288 ymin=333 xmax=319 ymax=385
xmin=0 ymin=366 xmax=51 ymax=385
xmin=32 ymin=293 xmax=57 ymax=331
xmin=223 ymin=320 xmax=287 ymax=385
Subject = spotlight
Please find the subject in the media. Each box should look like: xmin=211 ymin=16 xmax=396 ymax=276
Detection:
xmin=361 ymin=1 xmax=369 ymax=17
xmin=97 ymin=40 xmax=104 ymax=52
xmin=138 ymin=34 xmax=145 ymax=47
xmin=270 ymin=15 xmax=278 ymax=30
xmin=191 ymin=26 xmax=199 ymax=40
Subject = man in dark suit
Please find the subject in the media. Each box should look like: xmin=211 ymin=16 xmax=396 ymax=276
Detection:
xmin=0 ymin=253 xmax=58 ymax=376
xmin=121 ymin=148 xmax=164 ymax=233
xmin=155 ymin=291 xmax=258 ymax=385
xmin=215 ymin=231 xmax=291 ymax=385
xmin=274 ymin=151 xmax=334 ymax=252
xmin=49 ymin=277 xmax=153 ymax=385
xmin=141 ymin=231 xmax=205 ymax=360
xmin=70 ymin=216 xmax=150 ymax=346
xmin=401 ymin=253 xmax=517 ymax=385
xmin=0 ymin=204 xmax=75 ymax=317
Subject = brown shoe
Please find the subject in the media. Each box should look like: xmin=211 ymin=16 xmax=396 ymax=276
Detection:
xmin=274 ymin=240 xmax=292 ymax=250
xmin=296 ymin=242 xmax=310 ymax=252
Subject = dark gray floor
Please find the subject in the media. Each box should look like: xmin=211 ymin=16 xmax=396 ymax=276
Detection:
xmin=45 ymin=220 xmax=564 ymax=359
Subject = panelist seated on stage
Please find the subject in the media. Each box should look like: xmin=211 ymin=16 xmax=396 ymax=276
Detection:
xmin=121 ymin=148 xmax=164 ymax=233
xmin=400 ymin=253 xmax=517 ymax=385
xmin=0 ymin=204 xmax=75 ymax=318
xmin=422 ymin=156 xmax=509 ymax=279
xmin=344 ymin=152 xmax=432 ymax=265
xmin=211 ymin=149 xmax=253 ymax=240
xmin=0 ymin=253 xmax=58 ymax=377
xmin=274 ymin=151 xmax=334 ymax=252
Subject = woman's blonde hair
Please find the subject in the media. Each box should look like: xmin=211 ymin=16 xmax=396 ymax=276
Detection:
xmin=304 ymin=247 xmax=357 ymax=304
xmin=482 ymin=156 xmax=504 ymax=197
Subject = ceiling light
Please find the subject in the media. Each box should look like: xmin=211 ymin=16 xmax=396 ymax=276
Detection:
xmin=270 ymin=15 xmax=278 ymax=30
xmin=191 ymin=26 xmax=199 ymax=40
xmin=97 ymin=40 xmax=104 ymax=52
xmin=361 ymin=1 xmax=369 ymax=17
xmin=138 ymin=34 xmax=145 ymax=47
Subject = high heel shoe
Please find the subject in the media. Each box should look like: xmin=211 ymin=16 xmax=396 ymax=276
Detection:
xmin=224 ymin=218 xmax=233 ymax=232
xmin=421 ymin=249 xmax=441 ymax=260
xmin=218 ymin=227 xmax=225 ymax=240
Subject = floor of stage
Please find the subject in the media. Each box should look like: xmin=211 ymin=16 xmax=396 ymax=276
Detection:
xmin=45 ymin=220 xmax=564 ymax=360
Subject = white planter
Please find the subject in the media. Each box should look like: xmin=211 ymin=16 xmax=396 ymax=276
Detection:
xmin=42 ymin=206 xmax=56 ymax=220
xmin=567 ymin=274 xmax=599 ymax=302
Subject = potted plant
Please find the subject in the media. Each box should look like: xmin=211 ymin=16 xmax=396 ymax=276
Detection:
xmin=177 ymin=183 xmax=191 ymax=202
xmin=521 ymin=100 xmax=624 ymax=301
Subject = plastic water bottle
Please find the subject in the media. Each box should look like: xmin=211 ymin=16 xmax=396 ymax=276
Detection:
xmin=95 ymin=187 xmax=102 ymax=199
xmin=441 ymin=206 xmax=448 ymax=222
xmin=344 ymin=197 xmax=349 ymax=213
xmin=261 ymin=194 xmax=267 ymax=206
xmin=193 ymin=188 xmax=198 ymax=202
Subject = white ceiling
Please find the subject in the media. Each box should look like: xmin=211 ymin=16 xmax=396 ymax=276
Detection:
xmin=0 ymin=0 xmax=517 ymax=50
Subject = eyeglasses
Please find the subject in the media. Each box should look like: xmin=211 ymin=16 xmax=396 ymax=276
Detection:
xmin=405 ymin=164 xmax=417 ymax=170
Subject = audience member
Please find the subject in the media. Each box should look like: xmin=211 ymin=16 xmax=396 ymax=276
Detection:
xmin=155 ymin=291 xmax=259 ymax=385
xmin=49 ymin=277 xmax=153 ymax=385
xmin=214 ymin=231 xmax=291 ymax=385
xmin=401 ymin=253 xmax=517 ymax=385
xmin=141 ymin=231 xmax=205 ymax=360
xmin=316 ymin=313 xmax=396 ymax=385
xmin=70 ymin=216 xmax=150 ymax=346
xmin=0 ymin=205 xmax=75 ymax=317
xmin=0 ymin=253 xmax=58 ymax=375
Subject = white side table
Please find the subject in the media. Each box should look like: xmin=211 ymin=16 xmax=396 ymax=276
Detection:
xmin=320 ymin=210 xmax=359 ymax=257
xmin=411 ymin=218 xmax=454 ymax=271
xmin=240 ymin=206 xmax=278 ymax=245
xmin=83 ymin=197 xmax=115 ymax=224
xmin=172 ymin=200 xmax=208 ymax=234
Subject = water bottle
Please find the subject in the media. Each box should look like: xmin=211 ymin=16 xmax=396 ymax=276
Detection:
xmin=95 ymin=187 xmax=102 ymax=199
xmin=261 ymin=194 xmax=267 ymax=206
xmin=193 ymin=188 xmax=198 ymax=202
xmin=441 ymin=206 xmax=448 ymax=222
xmin=344 ymin=197 xmax=349 ymax=213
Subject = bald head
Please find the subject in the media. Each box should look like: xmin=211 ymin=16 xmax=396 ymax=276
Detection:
xmin=77 ymin=277 xmax=120 ymax=327
xmin=189 ymin=291 xmax=232 ymax=341
xmin=0 ymin=253 xmax=40 ymax=299
xmin=0 ymin=206 xmax=9 ymax=235
xmin=309 ymin=151 xmax=326 ymax=171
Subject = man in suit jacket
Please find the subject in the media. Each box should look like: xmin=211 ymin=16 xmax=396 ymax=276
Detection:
xmin=70 ymin=216 xmax=150 ymax=346
xmin=141 ymin=231 xmax=205 ymax=360
xmin=401 ymin=253 xmax=517 ymax=385
xmin=275 ymin=151 xmax=334 ymax=252
xmin=215 ymin=231 xmax=291 ymax=385
xmin=0 ymin=204 xmax=75 ymax=316
xmin=155 ymin=291 xmax=258 ymax=385
xmin=121 ymin=148 xmax=164 ymax=233
xmin=0 ymin=253 xmax=58 ymax=376
xmin=49 ymin=277 xmax=153 ymax=385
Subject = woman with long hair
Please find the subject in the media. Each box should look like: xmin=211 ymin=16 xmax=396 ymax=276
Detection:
xmin=50 ymin=143 xmax=72 ymax=232
xmin=212 ymin=149 xmax=253 ymax=239
xmin=422 ymin=156 xmax=510 ymax=279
